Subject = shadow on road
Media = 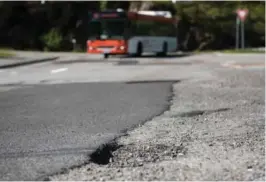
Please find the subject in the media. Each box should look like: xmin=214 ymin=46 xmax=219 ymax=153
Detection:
xmin=125 ymin=80 xmax=181 ymax=84
xmin=54 ymin=52 xmax=193 ymax=65
xmin=120 ymin=52 xmax=192 ymax=59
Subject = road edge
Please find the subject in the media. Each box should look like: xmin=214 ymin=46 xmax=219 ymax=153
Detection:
xmin=37 ymin=80 xmax=178 ymax=181
xmin=0 ymin=57 xmax=59 ymax=69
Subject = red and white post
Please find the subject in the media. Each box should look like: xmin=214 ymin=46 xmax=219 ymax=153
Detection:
xmin=236 ymin=9 xmax=249 ymax=49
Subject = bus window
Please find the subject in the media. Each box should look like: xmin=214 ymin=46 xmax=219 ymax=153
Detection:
xmin=88 ymin=20 xmax=102 ymax=40
xmin=88 ymin=19 xmax=127 ymax=40
xmin=104 ymin=19 xmax=126 ymax=39
xmin=135 ymin=20 xmax=155 ymax=36
xmin=124 ymin=21 xmax=132 ymax=39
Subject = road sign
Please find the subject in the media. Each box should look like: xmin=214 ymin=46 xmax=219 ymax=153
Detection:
xmin=237 ymin=9 xmax=248 ymax=21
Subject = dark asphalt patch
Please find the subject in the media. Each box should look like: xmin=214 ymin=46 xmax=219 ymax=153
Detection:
xmin=0 ymin=81 xmax=174 ymax=180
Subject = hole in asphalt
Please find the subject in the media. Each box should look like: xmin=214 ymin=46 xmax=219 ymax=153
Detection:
xmin=89 ymin=142 xmax=122 ymax=165
xmin=173 ymin=108 xmax=231 ymax=118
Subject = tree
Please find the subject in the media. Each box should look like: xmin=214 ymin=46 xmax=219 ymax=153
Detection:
xmin=0 ymin=1 xmax=264 ymax=51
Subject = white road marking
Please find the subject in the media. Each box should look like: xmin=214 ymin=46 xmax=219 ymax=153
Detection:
xmin=51 ymin=68 xmax=68 ymax=74
xmin=221 ymin=60 xmax=235 ymax=67
xmin=215 ymin=52 xmax=223 ymax=56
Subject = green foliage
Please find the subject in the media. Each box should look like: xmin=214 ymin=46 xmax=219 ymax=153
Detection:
xmin=100 ymin=1 xmax=107 ymax=10
xmin=152 ymin=1 xmax=265 ymax=51
xmin=0 ymin=49 xmax=14 ymax=58
xmin=0 ymin=1 xmax=264 ymax=51
xmin=41 ymin=28 xmax=63 ymax=51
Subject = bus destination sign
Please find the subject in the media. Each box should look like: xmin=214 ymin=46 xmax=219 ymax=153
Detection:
xmin=92 ymin=12 xmax=126 ymax=19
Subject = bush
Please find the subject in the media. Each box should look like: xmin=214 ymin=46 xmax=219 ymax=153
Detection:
xmin=41 ymin=28 xmax=63 ymax=51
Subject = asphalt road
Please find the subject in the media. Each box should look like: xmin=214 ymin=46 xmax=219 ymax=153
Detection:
xmin=0 ymin=53 xmax=264 ymax=180
xmin=0 ymin=56 xmax=178 ymax=180
xmin=49 ymin=53 xmax=265 ymax=181
xmin=0 ymin=81 xmax=174 ymax=180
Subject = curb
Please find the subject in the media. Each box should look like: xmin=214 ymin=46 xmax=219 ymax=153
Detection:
xmin=0 ymin=57 xmax=59 ymax=69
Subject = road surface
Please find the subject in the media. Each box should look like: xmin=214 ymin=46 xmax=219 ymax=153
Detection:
xmin=0 ymin=53 xmax=264 ymax=180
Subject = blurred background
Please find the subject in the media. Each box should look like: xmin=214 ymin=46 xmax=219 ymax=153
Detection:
xmin=0 ymin=1 xmax=264 ymax=52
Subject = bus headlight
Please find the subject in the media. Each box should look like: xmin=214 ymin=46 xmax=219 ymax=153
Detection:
xmin=119 ymin=46 xmax=125 ymax=50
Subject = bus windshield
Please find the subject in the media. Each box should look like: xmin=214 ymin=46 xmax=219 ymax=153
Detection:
xmin=88 ymin=19 xmax=126 ymax=40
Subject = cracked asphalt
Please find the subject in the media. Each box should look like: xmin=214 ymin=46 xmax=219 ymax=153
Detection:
xmin=0 ymin=52 xmax=264 ymax=181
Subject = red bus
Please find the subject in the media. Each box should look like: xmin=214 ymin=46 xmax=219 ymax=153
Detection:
xmin=87 ymin=9 xmax=178 ymax=58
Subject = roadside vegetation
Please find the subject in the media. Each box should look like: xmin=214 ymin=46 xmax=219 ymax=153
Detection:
xmin=0 ymin=1 xmax=264 ymax=52
xmin=0 ymin=49 xmax=14 ymax=58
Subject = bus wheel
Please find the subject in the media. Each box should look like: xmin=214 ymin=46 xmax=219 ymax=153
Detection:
xmin=136 ymin=43 xmax=143 ymax=57
xmin=104 ymin=53 xmax=109 ymax=59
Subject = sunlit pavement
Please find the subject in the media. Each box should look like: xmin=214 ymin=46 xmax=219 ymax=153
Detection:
xmin=0 ymin=52 xmax=264 ymax=180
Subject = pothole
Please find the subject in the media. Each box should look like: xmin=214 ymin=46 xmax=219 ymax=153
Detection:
xmin=107 ymin=143 xmax=187 ymax=168
xmin=172 ymin=108 xmax=231 ymax=118
xmin=89 ymin=142 xmax=122 ymax=165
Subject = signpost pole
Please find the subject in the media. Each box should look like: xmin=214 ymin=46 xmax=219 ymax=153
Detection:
xmin=236 ymin=16 xmax=239 ymax=50
xmin=241 ymin=20 xmax=245 ymax=49
xmin=236 ymin=8 xmax=248 ymax=50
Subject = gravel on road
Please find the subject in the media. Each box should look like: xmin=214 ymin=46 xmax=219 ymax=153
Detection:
xmin=50 ymin=60 xmax=265 ymax=181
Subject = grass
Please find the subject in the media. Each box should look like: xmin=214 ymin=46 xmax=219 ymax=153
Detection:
xmin=0 ymin=48 xmax=15 ymax=58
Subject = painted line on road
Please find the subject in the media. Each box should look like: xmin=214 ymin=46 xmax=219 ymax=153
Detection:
xmin=51 ymin=68 xmax=68 ymax=74
xmin=221 ymin=60 xmax=236 ymax=67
